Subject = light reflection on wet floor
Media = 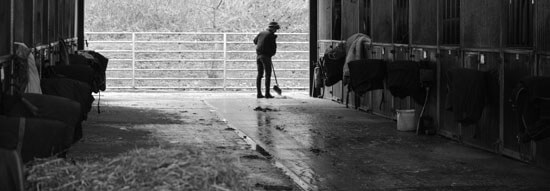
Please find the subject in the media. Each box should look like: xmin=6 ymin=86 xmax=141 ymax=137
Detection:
xmin=206 ymin=95 xmax=550 ymax=191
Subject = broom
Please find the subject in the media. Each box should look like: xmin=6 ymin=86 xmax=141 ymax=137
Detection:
xmin=272 ymin=64 xmax=282 ymax=95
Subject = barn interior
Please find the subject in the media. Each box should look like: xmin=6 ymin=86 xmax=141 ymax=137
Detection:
xmin=2 ymin=0 xmax=550 ymax=190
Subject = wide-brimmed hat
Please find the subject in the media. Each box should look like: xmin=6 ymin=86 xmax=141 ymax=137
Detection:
xmin=268 ymin=21 xmax=280 ymax=29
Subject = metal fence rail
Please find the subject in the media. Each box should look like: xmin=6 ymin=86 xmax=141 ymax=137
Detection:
xmin=85 ymin=32 xmax=309 ymax=90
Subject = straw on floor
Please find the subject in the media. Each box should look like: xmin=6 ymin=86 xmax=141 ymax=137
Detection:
xmin=25 ymin=147 xmax=254 ymax=191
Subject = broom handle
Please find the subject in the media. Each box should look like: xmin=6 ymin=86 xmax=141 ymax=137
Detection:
xmin=271 ymin=63 xmax=279 ymax=85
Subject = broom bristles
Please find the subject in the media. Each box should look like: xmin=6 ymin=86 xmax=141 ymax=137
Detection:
xmin=273 ymin=85 xmax=282 ymax=95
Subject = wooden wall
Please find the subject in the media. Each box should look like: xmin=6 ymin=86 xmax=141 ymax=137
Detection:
xmin=341 ymin=0 xmax=360 ymax=39
xmin=537 ymin=0 xmax=550 ymax=51
xmin=371 ymin=0 xmax=392 ymax=43
xmin=461 ymin=0 xmax=502 ymax=48
xmin=1 ymin=0 xmax=80 ymax=96
xmin=314 ymin=0 xmax=550 ymax=169
xmin=411 ymin=0 xmax=437 ymax=45
xmin=537 ymin=55 xmax=550 ymax=169
xmin=0 ymin=0 xmax=11 ymax=55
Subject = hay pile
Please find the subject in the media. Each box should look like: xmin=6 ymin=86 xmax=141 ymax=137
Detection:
xmin=25 ymin=148 xmax=253 ymax=191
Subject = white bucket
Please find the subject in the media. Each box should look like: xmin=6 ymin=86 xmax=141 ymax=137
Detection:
xmin=396 ymin=109 xmax=416 ymax=131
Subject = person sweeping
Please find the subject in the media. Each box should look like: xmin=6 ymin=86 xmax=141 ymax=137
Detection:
xmin=253 ymin=21 xmax=280 ymax=98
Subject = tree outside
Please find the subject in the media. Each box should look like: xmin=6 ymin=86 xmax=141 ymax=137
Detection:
xmin=85 ymin=0 xmax=309 ymax=32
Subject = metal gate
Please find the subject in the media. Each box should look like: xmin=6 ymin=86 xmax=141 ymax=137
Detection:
xmin=86 ymin=32 xmax=309 ymax=90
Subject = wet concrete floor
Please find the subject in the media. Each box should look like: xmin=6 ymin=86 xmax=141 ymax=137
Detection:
xmin=69 ymin=92 xmax=297 ymax=190
xmin=205 ymin=92 xmax=550 ymax=191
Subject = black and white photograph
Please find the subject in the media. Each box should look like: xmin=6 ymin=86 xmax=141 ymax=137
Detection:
xmin=1 ymin=0 xmax=550 ymax=190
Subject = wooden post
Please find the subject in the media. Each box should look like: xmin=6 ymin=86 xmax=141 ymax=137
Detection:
xmin=310 ymin=0 xmax=318 ymax=97
xmin=436 ymin=0 xmax=442 ymax=134
xmin=77 ymin=0 xmax=84 ymax=50
xmin=10 ymin=0 xmax=15 ymax=94
xmin=498 ymin=0 xmax=506 ymax=154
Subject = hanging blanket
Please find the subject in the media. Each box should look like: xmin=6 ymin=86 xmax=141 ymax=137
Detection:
xmin=348 ymin=59 xmax=387 ymax=95
xmin=446 ymin=68 xmax=487 ymax=125
xmin=1 ymin=115 xmax=69 ymax=163
xmin=387 ymin=61 xmax=426 ymax=104
xmin=0 ymin=148 xmax=24 ymax=191
xmin=343 ymin=33 xmax=371 ymax=79
xmin=7 ymin=93 xmax=80 ymax=147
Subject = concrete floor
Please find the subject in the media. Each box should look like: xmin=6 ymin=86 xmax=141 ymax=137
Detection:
xmin=73 ymin=92 xmax=550 ymax=191
xmin=69 ymin=92 xmax=297 ymax=191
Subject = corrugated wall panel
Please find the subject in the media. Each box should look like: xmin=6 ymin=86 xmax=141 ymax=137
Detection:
xmin=503 ymin=53 xmax=534 ymax=155
xmin=411 ymin=48 xmax=438 ymax=132
xmin=359 ymin=0 xmax=371 ymax=36
xmin=411 ymin=0 xmax=437 ymax=45
xmin=438 ymin=49 xmax=461 ymax=137
xmin=48 ymin=0 xmax=56 ymax=43
xmin=461 ymin=0 xmax=502 ymax=48
xmin=372 ymin=0 xmax=392 ymax=43
xmin=537 ymin=0 xmax=550 ymax=51
xmin=506 ymin=0 xmax=533 ymax=47
xmin=23 ymin=0 xmax=33 ymax=45
xmin=461 ymin=52 xmax=501 ymax=151
xmin=61 ymin=0 xmax=66 ymax=39
xmin=341 ymin=0 xmax=359 ymax=39
xmin=537 ymin=55 xmax=550 ymax=169
xmin=34 ymin=0 xmax=43 ymax=45
xmin=14 ymin=0 xmax=25 ymax=42
xmin=57 ymin=0 xmax=63 ymax=39
xmin=393 ymin=0 xmax=408 ymax=44
xmin=318 ymin=0 xmax=335 ymax=100
xmin=0 ymin=0 xmax=10 ymax=55
xmin=41 ymin=0 xmax=48 ymax=44
xmin=71 ymin=0 xmax=75 ymax=38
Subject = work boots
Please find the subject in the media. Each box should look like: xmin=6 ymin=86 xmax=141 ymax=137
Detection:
xmin=256 ymin=78 xmax=264 ymax=98
xmin=265 ymin=78 xmax=274 ymax=99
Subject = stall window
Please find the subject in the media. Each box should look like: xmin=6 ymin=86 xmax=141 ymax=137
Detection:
xmin=0 ymin=0 xmax=10 ymax=55
xmin=23 ymin=0 xmax=33 ymax=46
xmin=507 ymin=0 xmax=533 ymax=47
xmin=332 ymin=0 xmax=342 ymax=40
xmin=48 ymin=0 xmax=57 ymax=43
xmin=441 ymin=0 xmax=460 ymax=45
xmin=34 ymin=0 xmax=42 ymax=45
xmin=360 ymin=0 xmax=371 ymax=36
xmin=393 ymin=0 xmax=409 ymax=44
xmin=42 ymin=1 xmax=49 ymax=44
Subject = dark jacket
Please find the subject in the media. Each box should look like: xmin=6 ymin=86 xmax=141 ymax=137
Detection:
xmin=254 ymin=30 xmax=277 ymax=57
